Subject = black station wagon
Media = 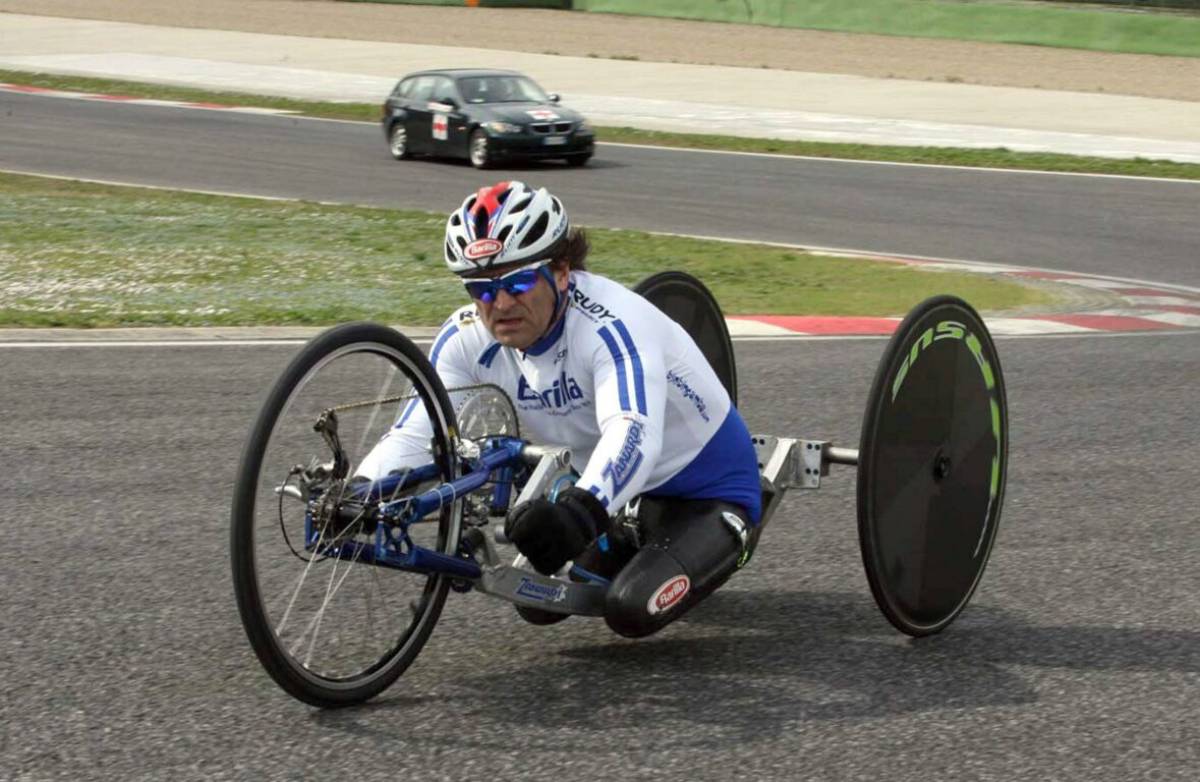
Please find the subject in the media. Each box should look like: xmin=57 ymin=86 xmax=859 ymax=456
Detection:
xmin=381 ymin=68 xmax=596 ymax=168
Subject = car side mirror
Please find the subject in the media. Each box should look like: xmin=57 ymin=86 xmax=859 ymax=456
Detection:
xmin=548 ymin=93 xmax=560 ymax=103
xmin=437 ymin=97 xmax=458 ymax=110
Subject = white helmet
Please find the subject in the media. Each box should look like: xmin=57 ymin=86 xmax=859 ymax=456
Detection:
xmin=444 ymin=181 xmax=569 ymax=276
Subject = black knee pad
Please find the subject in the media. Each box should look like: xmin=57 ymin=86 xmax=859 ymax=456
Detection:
xmin=603 ymin=500 xmax=748 ymax=639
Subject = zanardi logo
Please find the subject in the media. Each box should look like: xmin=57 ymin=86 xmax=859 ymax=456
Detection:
xmin=517 ymin=371 xmax=584 ymax=408
xmin=647 ymin=575 xmax=690 ymax=615
xmin=464 ymin=238 xmax=503 ymax=260
xmin=601 ymin=420 xmax=644 ymax=496
xmin=516 ymin=577 xmax=567 ymax=603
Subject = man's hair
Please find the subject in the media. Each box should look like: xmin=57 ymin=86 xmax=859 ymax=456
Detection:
xmin=554 ymin=227 xmax=589 ymax=272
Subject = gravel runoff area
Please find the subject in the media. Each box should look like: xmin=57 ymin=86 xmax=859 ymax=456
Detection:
xmin=2 ymin=0 xmax=1198 ymax=102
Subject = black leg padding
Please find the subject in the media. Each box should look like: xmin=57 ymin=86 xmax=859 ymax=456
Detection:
xmin=603 ymin=499 xmax=748 ymax=638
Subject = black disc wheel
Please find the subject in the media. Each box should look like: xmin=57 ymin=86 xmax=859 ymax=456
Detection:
xmin=633 ymin=271 xmax=738 ymax=405
xmin=231 ymin=322 xmax=461 ymax=707
xmin=857 ymin=296 xmax=1008 ymax=636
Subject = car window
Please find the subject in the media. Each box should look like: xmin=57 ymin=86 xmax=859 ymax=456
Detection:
xmin=392 ymin=79 xmax=412 ymax=98
xmin=408 ymin=76 xmax=435 ymax=103
xmin=458 ymin=75 xmax=549 ymax=104
xmin=431 ymin=77 xmax=459 ymax=106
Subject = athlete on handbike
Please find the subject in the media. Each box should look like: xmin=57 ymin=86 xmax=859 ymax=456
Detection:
xmin=355 ymin=180 xmax=761 ymax=637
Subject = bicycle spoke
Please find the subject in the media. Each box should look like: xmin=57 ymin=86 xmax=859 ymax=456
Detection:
xmin=274 ymin=523 xmax=329 ymax=637
xmin=293 ymin=523 xmax=368 ymax=669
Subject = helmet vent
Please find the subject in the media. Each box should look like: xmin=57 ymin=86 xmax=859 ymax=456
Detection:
xmin=456 ymin=236 xmax=467 ymax=250
xmin=551 ymin=198 xmax=562 ymax=214
xmin=497 ymin=225 xmax=513 ymax=243
xmin=510 ymin=196 xmax=533 ymax=214
xmin=473 ymin=209 xmax=490 ymax=241
xmin=519 ymin=212 xmax=549 ymax=249
xmin=450 ymin=213 xmax=461 ymax=226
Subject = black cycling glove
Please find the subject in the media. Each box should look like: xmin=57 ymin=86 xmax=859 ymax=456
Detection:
xmin=505 ymin=487 xmax=610 ymax=575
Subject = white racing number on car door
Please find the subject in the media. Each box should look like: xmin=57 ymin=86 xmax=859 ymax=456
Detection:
xmin=432 ymin=112 xmax=449 ymax=141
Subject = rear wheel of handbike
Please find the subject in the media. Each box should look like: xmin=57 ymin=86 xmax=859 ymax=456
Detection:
xmin=230 ymin=322 xmax=461 ymax=707
xmin=857 ymin=296 xmax=1008 ymax=637
xmin=634 ymin=271 xmax=738 ymax=406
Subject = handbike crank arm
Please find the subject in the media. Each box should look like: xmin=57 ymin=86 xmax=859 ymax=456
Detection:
xmin=491 ymin=445 xmax=573 ymax=546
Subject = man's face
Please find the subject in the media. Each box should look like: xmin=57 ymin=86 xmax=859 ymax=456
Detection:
xmin=469 ymin=262 xmax=570 ymax=350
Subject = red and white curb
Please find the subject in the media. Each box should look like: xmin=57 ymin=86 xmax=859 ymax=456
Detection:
xmin=727 ymin=254 xmax=1200 ymax=337
xmin=0 ymin=83 xmax=297 ymax=115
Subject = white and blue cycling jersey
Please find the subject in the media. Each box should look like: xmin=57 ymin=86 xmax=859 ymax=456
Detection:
xmin=357 ymin=271 xmax=762 ymax=524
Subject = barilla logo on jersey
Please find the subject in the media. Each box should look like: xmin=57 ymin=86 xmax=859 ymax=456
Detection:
xmin=516 ymin=576 xmax=567 ymax=603
xmin=464 ymin=238 xmax=503 ymax=260
xmin=647 ymin=575 xmax=690 ymax=615
xmin=571 ymin=288 xmax=615 ymax=321
xmin=601 ymin=420 xmax=644 ymax=496
xmin=517 ymin=371 xmax=584 ymax=409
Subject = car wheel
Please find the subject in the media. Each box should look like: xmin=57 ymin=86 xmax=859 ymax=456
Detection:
xmin=565 ymin=154 xmax=591 ymax=168
xmin=389 ymin=123 xmax=410 ymax=160
xmin=469 ymin=129 xmax=492 ymax=169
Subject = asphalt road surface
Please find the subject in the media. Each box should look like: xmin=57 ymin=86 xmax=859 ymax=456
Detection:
xmin=1 ymin=90 xmax=1198 ymax=781
xmin=2 ymin=334 xmax=1197 ymax=781
xmin=1 ymin=91 xmax=1199 ymax=287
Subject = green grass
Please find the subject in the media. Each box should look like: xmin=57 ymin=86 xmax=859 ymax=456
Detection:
xmin=0 ymin=172 xmax=1051 ymax=328
xmin=577 ymin=0 xmax=1200 ymax=58
xmin=5 ymin=70 xmax=1197 ymax=181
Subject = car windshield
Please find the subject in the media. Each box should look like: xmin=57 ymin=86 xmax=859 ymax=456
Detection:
xmin=457 ymin=76 xmax=550 ymax=104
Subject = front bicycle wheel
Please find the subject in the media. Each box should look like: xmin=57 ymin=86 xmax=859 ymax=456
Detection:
xmin=231 ymin=322 xmax=461 ymax=707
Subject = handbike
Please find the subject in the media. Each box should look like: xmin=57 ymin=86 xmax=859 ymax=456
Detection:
xmin=230 ymin=273 xmax=1008 ymax=707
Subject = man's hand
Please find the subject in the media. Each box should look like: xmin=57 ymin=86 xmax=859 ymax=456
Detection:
xmin=505 ymin=487 xmax=609 ymax=575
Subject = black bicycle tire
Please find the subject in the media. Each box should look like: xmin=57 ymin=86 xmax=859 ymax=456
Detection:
xmin=633 ymin=270 xmax=738 ymax=406
xmin=230 ymin=321 xmax=460 ymax=707
xmin=857 ymin=296 xmax=1008 ymax=637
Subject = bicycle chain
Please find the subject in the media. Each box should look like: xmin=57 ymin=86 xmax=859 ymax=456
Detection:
xmin=323 ymin=382 xmax=511 ymax=414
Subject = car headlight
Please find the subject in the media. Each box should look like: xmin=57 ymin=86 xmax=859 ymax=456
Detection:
xmin=485 ymin=121 xmax=523 ymax=134
xmin=577 ymin=119 xmax=592 ymax=133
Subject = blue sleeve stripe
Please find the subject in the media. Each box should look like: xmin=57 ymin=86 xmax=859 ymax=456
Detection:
xmin=597 ymin=326 xmax=631 ymax=412
xmin=429 ymin=324 xmax=459 ymax=368
xmin=478 ymin=342 xmax=501 ymax=368
xmin=395 ymin=398 xmax=419 ymax=429
xmin=612 ymin=319 xmax=647 ymax=415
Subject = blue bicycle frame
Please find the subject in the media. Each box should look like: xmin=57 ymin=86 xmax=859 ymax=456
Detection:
xmin=301 ymin=436 xmax=530 ymax=582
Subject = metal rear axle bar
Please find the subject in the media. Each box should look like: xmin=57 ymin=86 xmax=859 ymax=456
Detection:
xmin=752 ymin=436 xmax=859 ymax=492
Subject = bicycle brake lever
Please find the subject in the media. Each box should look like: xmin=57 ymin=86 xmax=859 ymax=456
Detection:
xmin=313 ymin=409 xmax=351 ymax=481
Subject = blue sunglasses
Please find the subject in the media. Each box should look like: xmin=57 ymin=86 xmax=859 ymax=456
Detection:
xmin=463 ymin=261 xmax=552 ymax=303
